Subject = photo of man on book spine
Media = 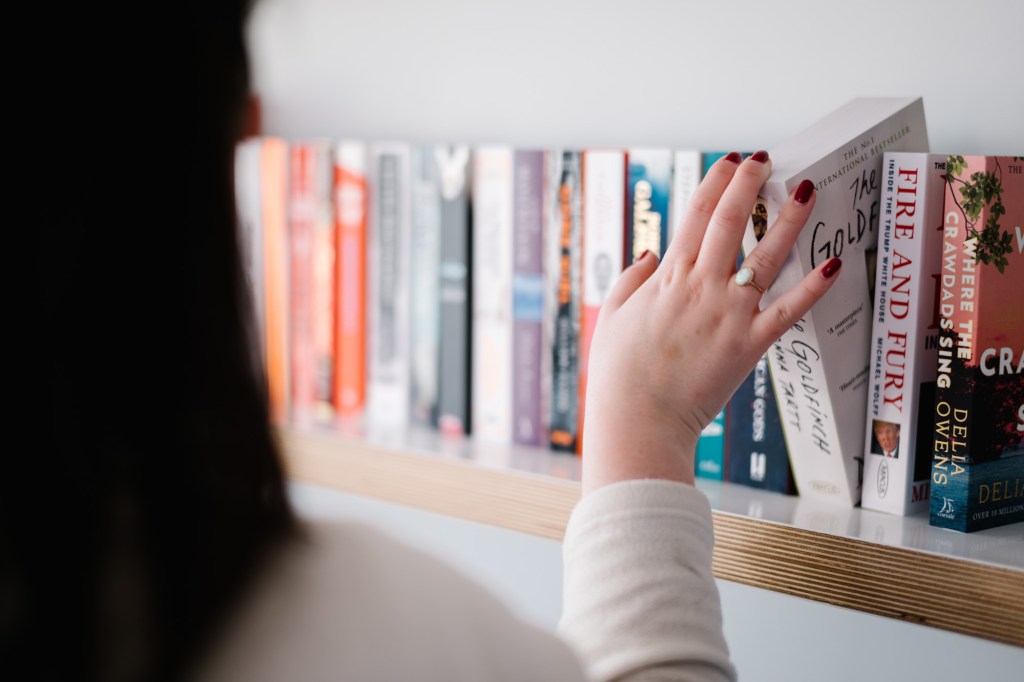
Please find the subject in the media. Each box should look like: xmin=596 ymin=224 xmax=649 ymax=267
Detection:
xmin=871 ymin=419 xmax=900 ymax=459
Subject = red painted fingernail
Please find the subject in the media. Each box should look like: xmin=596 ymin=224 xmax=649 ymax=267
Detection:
xmin=723 ymin=151 xmax=742 ymax=163
xmin=794 ymin=179 xmax=815 ymax=204
xmin=634 ymin=249 xmax=656 ymax=264
xmin=750 ymin=150 xmax=769 ymax=163
xmin=821 ymin=257 xmax=842 ymax=279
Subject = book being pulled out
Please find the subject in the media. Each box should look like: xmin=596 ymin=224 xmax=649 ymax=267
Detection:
xmin=741 ymin=97 xmax=929 ymax=506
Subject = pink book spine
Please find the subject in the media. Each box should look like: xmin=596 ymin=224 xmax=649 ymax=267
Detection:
xmin=288 ymin=142 xmax=317 ymax=426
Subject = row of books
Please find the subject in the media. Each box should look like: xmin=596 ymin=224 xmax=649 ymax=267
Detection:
xmin=234 ymin=97 xmax=1022 ymax=532
xmin=233 ymin=135 xmax=799 ymax=495
xmin=861 ymin=151 xmax=1023 ymax=532
xmin=738 ymin=96 xmax=1022 ymax=533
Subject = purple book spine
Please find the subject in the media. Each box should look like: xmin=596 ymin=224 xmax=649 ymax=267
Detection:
xmin=513 ymin=150 xmax=546 ymax=446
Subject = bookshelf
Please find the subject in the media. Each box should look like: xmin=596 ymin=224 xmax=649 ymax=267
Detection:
xmin=278 ymin=424 xmax=1024 ymax=648
xmin=249 ymin=0 xmax=1024 ymax=664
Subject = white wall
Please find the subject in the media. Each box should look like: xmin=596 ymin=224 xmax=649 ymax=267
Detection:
xmin=248 ymin=0 xmax=1023 ymax=154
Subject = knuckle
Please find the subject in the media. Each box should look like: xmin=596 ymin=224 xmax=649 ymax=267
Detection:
xmin=711 ymin=202 xmax=745 ymax=227
xmin=687 ymin=195 xmax=717 ymax=221
xmin=778 ymin=203 xmax=811 ymax=232
xmin=658 ymin=262 xmax=676 ymax=288
xmin=770 ymin=300 xmax=794 ymax=336
xmin=682 ymin=273 xmax=705 ymax=303
xmin=743 ymin=247 xmax=779 ymax=275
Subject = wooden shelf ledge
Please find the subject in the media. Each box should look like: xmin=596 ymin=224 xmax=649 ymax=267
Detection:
xmin=277 ymin=426 xmax=1024 ymax=648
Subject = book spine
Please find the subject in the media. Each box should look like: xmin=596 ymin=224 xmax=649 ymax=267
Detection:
xmin=669 ymin=149 xmax=702 ymax=245
xmin=436 ymin=145 xmax=473 ymax=436
xmin=862 ymin=152 xmax=946 ymax=515
xmin=931 ymin=156 xmax=977 ymax=531
xmin=288 ymin=142 xmax=317 ymax=426
xmin=930 ymin=155 xmax=1024 ymax=532
xmin=409 ymin=146 xmax=442 ymax=428
xmin=549 ymin=150 xmax=583 ymax=452
xmin=512 ymin=149 xmax=547 ymax=446
xmin=695 ymin=410 xmax=726 ymax=481
xmin=577 ymin=149 xmax=627 ymax=454
xmin=310 ymin=140 xmax=336 ymax=424
xmin=753 ymin=173 xmax=857 ymax=504
xmin=701 ymin=151 xmax=731 ymax=177
xmin=626 ymin=148 xmax=672 ymax=263
xmin=261 ymin=137 xmax=290 ymax=425
xmin=367 ymin=143 xmax=412 ymax=430
xmin=540 ymin=150 xmax=561 ymax=449
xmin=471 ymin=146 xmax=514 ymax=443
xmin=725 ymin=355 xmax=796 ymax=494
xmin=333 ymin=140 xmax=368 ymax=420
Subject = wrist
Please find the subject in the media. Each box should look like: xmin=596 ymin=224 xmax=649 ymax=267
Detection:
xmin=580 ymin=420 xmax=698 ymax=496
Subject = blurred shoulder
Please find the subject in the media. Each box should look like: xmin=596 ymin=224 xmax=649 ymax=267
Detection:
xmin=198 ymin=518 xmax=585 ymax=682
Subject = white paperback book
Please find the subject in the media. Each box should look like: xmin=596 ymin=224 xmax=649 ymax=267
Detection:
xmin=669 ymin=149 xmax=702 ymax=244
xmin=471 ymin=145 xmax=514 ymax=443
xmin=741 ymin=97 xmax=929 ymax=506
xmin=861 ymin=152 xmax=947 ymax=516
xmin=578 ymin=149 xmax=626 ymax=451
xmin=408 ymin=145 xmax=442 ymax=428
xmin=367 ymin=142 xmax=413 ymax=432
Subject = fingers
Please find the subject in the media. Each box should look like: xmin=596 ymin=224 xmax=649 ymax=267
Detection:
xmin=735 ymin=178 xmax=817 ymax=295
xmin=696 ymin=151 xmax=773 ymax=275
xmin=751 ymin=257 xmax=843 ymax=347
xmin=603 ymin=249 xmax=659 ymax=310
xmin=662 ymin=152 xmax=742 ymax=266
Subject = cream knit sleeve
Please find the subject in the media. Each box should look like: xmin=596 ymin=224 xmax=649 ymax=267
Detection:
xmin=558 ymin=479 xmax=737 ymax=682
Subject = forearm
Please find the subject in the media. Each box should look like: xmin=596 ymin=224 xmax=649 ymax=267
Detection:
xmin=558 ymin=479 xmax=736 ymax=682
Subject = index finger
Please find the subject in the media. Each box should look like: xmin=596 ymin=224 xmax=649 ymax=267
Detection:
xmin=661 ymin=152 xmax=742 ymax=266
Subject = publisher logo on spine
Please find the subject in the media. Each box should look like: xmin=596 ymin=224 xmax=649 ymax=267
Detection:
xmin=937 ymin=497 xmax=956 ymax=520
xmin=876 ymin=459 xmax=888 ymax=498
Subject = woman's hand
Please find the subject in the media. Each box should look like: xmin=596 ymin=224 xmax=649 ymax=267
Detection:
xmin=581 ymin=150 xmax=842 ymax=494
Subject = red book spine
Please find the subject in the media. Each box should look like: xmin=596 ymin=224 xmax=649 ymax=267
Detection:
xmin=333 ymin=141 xmax=368 ymax=420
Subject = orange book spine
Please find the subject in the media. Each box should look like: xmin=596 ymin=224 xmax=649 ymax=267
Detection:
xmin=261 ymin=137 xmax=289 ymax=425
xmin=333 ymin=141 xmax=368 ymax=419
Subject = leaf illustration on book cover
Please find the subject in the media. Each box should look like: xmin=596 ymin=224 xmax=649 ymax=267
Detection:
xmin=945 ymin=155 xmax=1023 ymax=273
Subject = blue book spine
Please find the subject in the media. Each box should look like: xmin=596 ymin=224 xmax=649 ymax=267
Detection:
xmin=626 ymin=148 xmax=672 ymax=265
xmin=725 ymin=355 xmax=796 ymax=494
xmin=696 ymin=410 xmax=726 ymax=481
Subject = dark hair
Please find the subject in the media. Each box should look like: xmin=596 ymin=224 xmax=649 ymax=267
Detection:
xmin=5 ymin=1 xmax=298 ymax=679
